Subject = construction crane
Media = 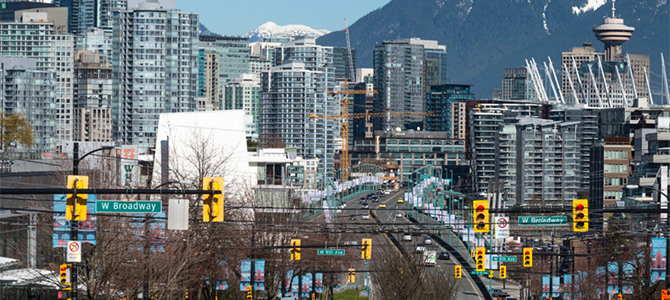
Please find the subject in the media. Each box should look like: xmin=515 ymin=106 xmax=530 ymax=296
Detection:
xmin=344 ymin=19 xmax=355 ymax=81
xmin=310 ymin=83 xmax=433 ymax=181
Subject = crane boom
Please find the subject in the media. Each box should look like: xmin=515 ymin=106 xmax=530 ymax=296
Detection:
xmin=344 ymin=19 xmax=355 ymax=81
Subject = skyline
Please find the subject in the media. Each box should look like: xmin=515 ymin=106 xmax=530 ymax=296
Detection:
xmin=178 ymin=0 xmax=390 ymax=36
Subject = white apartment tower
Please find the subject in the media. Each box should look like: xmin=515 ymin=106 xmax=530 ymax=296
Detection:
xmin=112 ymin=0 xmax=199 ymax=148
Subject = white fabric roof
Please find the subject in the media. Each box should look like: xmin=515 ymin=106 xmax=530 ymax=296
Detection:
xmin=0 ymin=268 xmax=59 ymax=287
xmin=0 ymin=257 xmax=19 ymax=269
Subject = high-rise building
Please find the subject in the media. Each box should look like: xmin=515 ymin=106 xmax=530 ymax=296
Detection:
xmin=551 ymin=107 xmax=599 ymax=192
xmin=59 ymin=0 xmax=128 ymax=34
xmin=501 ymin=67 xmax=536 ymax=101
xmin=0 ymin=1 xmax=56 ymax=23
xmin=332 ymin=46 xmax=356 ymax=81
xmin=513 ymin=118 xmax=580 ymax=207
xmin=81 ymin=27 xmax=112 ymax=65
xmin=112 ymin=2 xmax=199 ymax=148
xmin=248 ymin=41 xmax=280 ymax=78
xmin=260 ymin=37 xmax=335 ymax=173
xmin=73 ymin=51 xmax=112 ymax=142
xmin=373 ymin=39 xmax=425 ymax=131
xmin=224 ymin=74 xmax=260 ymax=139
xmin=425 ymin=84 xmax=474 ymax=138
xmin=197 ymin=48 xmax=219 ymax=110
xmin=470 ymin=102 xmax=544 ymax=195
xmin=0 ymin=13 xmax=74 ymax=146
xmin=0 ymin=58 xmax=57 ymax=155
xmin=199 ymin=35 xmax=250 ymax=85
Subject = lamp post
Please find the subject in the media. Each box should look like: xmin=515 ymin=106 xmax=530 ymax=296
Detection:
xmin=625 ymin=184 xmax=670 ymax=289
xmin=71 ymin=142 xmax=113 ymax=300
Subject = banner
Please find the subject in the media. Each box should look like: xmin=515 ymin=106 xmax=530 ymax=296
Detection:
xmin=301 ymin=273 xmax=312 ymax=298
xmin=563 ymin=274 xmax=572 ymax=300
xmin=132 ymin=211 xmax=166 ymax=253
xmin=254 ymin=260 xmax=265 ymax=291
xmin=215 ymin=261 xmax=228 ymax=290
xmin=240 ymin=260 xmax=251 ymax=291
xmin=315 ymin=273 xmax=324 ymax=293
xmin=652 ymin=238 xmax=666 ymax=282
xmin=53 ymin=194 xmax=97 ymax=247
xmin=542 ymin=276 xmax=550 ymax=298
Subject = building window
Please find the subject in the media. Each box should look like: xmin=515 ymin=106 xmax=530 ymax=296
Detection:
xmin=604 ymin=164 xmax=626 ymax=173
xmin=604 ymin=177 xmax=626 ymax=186
xmin=604 ymin=150 xmax=627 ymax=159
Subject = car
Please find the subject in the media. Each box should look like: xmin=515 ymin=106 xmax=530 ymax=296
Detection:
xmin=362 ymin=214 xmax=370 ymax=220
xmin=384 ymin=190 xmax=390 ymax=194
xmin=424 ymin=237 xmax=433 ymax=245
xmin=360 ymin=197 xmax=366 ymax=202
xmin=505 ymin=298 xmax=518 ymax=300
xmin=396 ymin=212 xmax=403 ymax=218
xmin=378 ymin=204 xmax=386 ymax=208
xmin=362 ymin=203 xmax=369 ymax=209
xmin=403 ymin=233 xmax=412 ymax=241
xmin=349 ymin=214 xmax=357 ymax=221
xmin=415 ymin=243 xmax=425 ymax=253
xmin=397 ymin=199 xmax=404 ymax=203
xmin=437 ymin=251 xmax=450 ymax=260
xmin=491 ymin=289 xmax=509 ymax=298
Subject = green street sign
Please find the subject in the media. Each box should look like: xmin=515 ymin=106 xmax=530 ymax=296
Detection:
xmin=317 ymin=249 xmax=345 ymax=256
xmin=96 ymin=201 xmax=162 ymax=213
xmin=492 ymin=256 xmax=517 ymax=262
xmin=470 ymin=271 xmax=490 ymax=275
xmin=1 ymin=3 xmax=6 ymax=10
xmin=518 ymin=216 xmax=567 ymax=226
xmin=420 ymin=174 xmax=430 ymax=179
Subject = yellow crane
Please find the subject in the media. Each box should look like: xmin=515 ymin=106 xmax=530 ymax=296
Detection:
xmin=310 ymin=82 xmax=433 ymax=181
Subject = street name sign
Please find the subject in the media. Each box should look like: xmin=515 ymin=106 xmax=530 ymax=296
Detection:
xmin=470 ymin=271 xmax=490 ymax=275
xmin=492 ymin=256 xmax=517 ymax=262
xmin=318 ymin=249 xmax=345 ymax=256
xmin=96 ymin=201 xmax=162 ymax=213
xmin=518 ymin=216 xmax=567 ymax=226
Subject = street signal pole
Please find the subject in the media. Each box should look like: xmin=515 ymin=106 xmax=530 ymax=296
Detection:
xmin=473 ymin=200 xmax=490 ymax=233
xmin=290 ymin=239 xmax=301 ymax=260
xmin=361 ymin=238 xmax=371 ymax=259
xmin=572 ymin=199 xmax=589 ymax=232
xmin=523 ymin=248 xmax=533 ymax=267
xmin=476 ymin=247 xmax=485 ymax=271
xmin=203 ymin=177 xmax=224 ymax=222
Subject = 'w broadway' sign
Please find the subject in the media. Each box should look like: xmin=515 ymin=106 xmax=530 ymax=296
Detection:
xmin=96 ymin=201 xmax=162 ymax=213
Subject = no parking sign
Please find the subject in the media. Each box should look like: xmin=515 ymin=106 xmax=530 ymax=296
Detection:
xmin=495 ymin=216 xmax=509 ymax=238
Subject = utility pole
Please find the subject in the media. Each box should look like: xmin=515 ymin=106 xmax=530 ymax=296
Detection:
xmin=71 ymin=142 xmax=79 ymax=300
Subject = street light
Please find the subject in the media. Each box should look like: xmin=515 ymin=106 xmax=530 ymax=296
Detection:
xmin=70 ymin=142 xmax=114 ymax=300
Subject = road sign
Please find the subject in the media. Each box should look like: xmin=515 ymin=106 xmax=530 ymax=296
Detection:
xmin=96 ymin=201 xmax=162 ymax=213
xmin=518 ymin=216 xmax=568 ymax=226
xmin=420 ymin=174 xmax=430 ymax=179
xmin=67 ymin=241 xmax=81 ymax=262
xmin=492 ymin=256 xmax=518 ymax=262
xmin=495 ymin=216 xmax=509 ymax=238
xmin=470 ymin=271 xmax=489 ymax=275
xmin=662 ymin=289 xmax=670 ymax=300
xmin=317 ymin=249 xmax=345 ymax=256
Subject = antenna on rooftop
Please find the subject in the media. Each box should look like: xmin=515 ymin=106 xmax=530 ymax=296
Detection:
xmin=612 ymin=0 xmax=616 ymax=18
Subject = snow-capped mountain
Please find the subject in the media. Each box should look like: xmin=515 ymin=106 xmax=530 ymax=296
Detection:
xmin=243 ymin=22 xmax=330 ymax=42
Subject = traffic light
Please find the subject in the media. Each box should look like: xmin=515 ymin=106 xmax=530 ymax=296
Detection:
xmin=573 ymin=199 xmax=589 ymax=232
xmin=499 ymin=265 xmax=506 ymax=279
xmin=523 ymin=247 xmax=533 ymax=267
xmin=348 ymin=269 xmax=355 ymax=283
xmin=246 ymin=285 xmax=252 ymax=299
xmin=361 ymin=238 xmax=372 ymax=259
xmin=473 ymin=200 xmax=490 ymax=233
xmin=66 ymin=175 xmax=89 ymax=221
xmin=476 ymin=247 xmax=485 ymax=271
xmin=470 ymin=248 xmax=475 ymax=259
xmin=59 ymin=264 xmax=71 ymax=286
xmin=203 ymin=177 xmax=224 ymax=222
xmin=454 ymin=265 xmax=462 ymax=278
xmin=57 ymin=289 xmax=70 ymax=299
xmin=290 ymin=239 xmax=301 ymax=260
xmin=618 ymin=293 xmax=622 ymax=300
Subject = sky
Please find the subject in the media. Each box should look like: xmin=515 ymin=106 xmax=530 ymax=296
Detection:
xmin=178 ymin=0 xmax=391 ymax=36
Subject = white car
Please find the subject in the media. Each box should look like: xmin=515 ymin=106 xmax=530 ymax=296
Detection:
xmin=403 ymin=233 xmax=412 ymax=241
xmin=424 ymin=237 xmax=433 ymax=245
xmin=362 ymin=214 xmax=370 ymax=220
xmin=396 ymin=213 xmax=403 ymax=218
xmin=415 ymin=244 xmax=426 ymax=253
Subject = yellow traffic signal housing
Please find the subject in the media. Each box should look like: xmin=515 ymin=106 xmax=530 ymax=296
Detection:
xmin=203 ymin=177 xmax=224 ymax=222
xmin=500 ymin=265 xmax=507 ymax=279
xmin=573 ymin=199 xmax=589 ymax=232
xmin=475 ymin=247 xmax=485 ymax=271
xmin=59 ymin=264 xmax=71 ymax=286
xmin=617 ymin=293 xmax=622 ymax=300
xmin=361 ymin=238 xmax=372 ymax=259
xmin=246 ymin=286 xmax=252 ymax=299
xmin=454 ymin=265 xmax=462 ymax=278
xmin=66 ymin=175 xmax=89 ymax=221
xmin=473 ymin=200 xmax=489 ymax=233
xmin=290 ymin=239 xmax=301 ymax=260
xmin=488 ymin=270 xmax=494 ymax=278
xmin=347 ymin=269 xmax=355 ymax=283
xmin=523 ymin=247 xmax=533 ymax=267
